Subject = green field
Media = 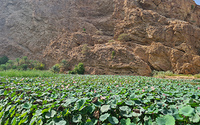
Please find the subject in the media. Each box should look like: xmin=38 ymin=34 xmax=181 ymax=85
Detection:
xmin=0 ymin=75 xmax=200 ymax=125
xmin=0 ymin=70 xmax=60 ymax=77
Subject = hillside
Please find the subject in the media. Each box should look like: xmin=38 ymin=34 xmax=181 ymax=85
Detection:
xmin=0 ymin=0 xmax=200 ymax=76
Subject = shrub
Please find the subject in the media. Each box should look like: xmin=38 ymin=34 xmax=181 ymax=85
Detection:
xmin=0 ymin=64 xmax=7 ymax=71
xmin=0 ymin=56 xmax=9 ymax=65
xmin=96 ymin=30 xmax=103 ymax=35
xmin=83 ymin=28 xmax=86 ymax=32
xmin=34 ymin=63 xmax=45 ymax=70
xmin=81 ymin=44 xmax=90 ymax=55
xmin=21 ymin=64 xmax=28 ymax=70
xmin=111 ymin=51 xmax=115 ymax=59
xmin=108 ymin=39 xmax=115 ymax=43
xmin=117 ymin=33 xmax=132 ymax=42
xmin=191 ymin=5 xmax=194 ymax=10
xmin=69 ymin=63 xmax=85 ymax=74
xmin=50 ymin=64 xmax=60 ymax=73
xmin=12 ymin=65 xmax=17 ymax=69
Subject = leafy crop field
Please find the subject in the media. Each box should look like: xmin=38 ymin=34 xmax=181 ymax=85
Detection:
xmin=0 ymin=75 xmax=200 ymax=125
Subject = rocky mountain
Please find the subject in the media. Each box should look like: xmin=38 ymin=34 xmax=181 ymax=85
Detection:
xmin=0 ymin=0 xmax=200 ymax=76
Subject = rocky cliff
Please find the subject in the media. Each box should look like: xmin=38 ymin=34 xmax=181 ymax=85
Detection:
xmin=0 ymin=0 xmax=200 ymax=76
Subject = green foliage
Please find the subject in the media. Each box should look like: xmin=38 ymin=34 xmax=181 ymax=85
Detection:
xmin=69 ymin=62 xmax=85 ymax=74
xmin=191 ymin=5 xmax=194 ymax=10
xmin=50 ymin=64 xmax=60 ymax=73
xmin=34 ymin=63 xmax=45 ymax=70
xmin=0 ymin=64 xmax=7 ymax=71
xmin=0 ymin=70 xmax=57 ymax=77
xmin=83 ymin=28 xmax=86 ymax=32
xmin=0 ymin=75 xmax=199 ymax=124
xmin=23 ymin=56 xmax=28 ymax=63
xmin=11 ymin=65 xmax=17 ymax=69
xmin=60 ymin=59 xmax=68 ymax=69
xmin=111 ymin=51 xmax=115 ymax=59
xmin=21 ymin=64 xmax=28 ymax=70
xmin=0 ymin=56 xmax=9 ymax=65
xmin=108 ymin=39 xmax=115 ymax=43
xmin=117 ymin=33 xmax=132 ymax=42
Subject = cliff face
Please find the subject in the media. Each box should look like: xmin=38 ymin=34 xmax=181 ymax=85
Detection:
xmin=0 ymin=0 xmax=200 ymax=76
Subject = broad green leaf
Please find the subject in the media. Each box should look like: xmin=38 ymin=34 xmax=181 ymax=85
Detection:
xmin=189 ymin=113 xmax=200 ymax=123
xmin=108 ymin=116 xmax=119 ymax=124
xmin=120 ymin=118 xmax=131 ymax=125
xmin=23 ymin=102 xmax=32 ymax=109
xmin=156 ymin=115 xmax=175 ymax=125
xmin=125 ymin=101 xmax=135 ymax=106
xmin=179 ymin=105 xmax=194 ymax=117
xmin=75 ymin=99 xmax=86 ymax=111
xmin=99 ymin=113 xmax=110 ymax=122
xmin=55 ymin=120 xmax=66 ymax=125
xmin=72 ymin=114 xmax=82 ymax=123
xmin=100 ymin=105 xmax=111 ymax=113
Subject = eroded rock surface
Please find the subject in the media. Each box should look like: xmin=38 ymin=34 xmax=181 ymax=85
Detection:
xmin=0 ymin=0 xmax=200 ymax=75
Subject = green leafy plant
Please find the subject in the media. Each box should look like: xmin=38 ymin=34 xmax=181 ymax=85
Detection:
xmin=0 ymin=56 xmax=9 ymax=65
xmin=191 ymin=5 xmax=194 ymax=10
xmin=69 ymin=62 xmax=85 ymax=74
xmin=111 ymin=51 xmax=115 ymax=59
xmin=50 ymin=64 xmax=60 ymax=73
xmin=21 ymin=64 xmax=28 ymax=70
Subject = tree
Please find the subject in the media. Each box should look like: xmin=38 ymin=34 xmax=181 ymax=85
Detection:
xmin=69 ymin=62 xmax=85 ymax=74
xmin=23 ymin=56 xmax=28 ymax=64
xmin=21 ymin=64 xmax=28 ymax=70
xmin=0 ymin=56 xmax=9 ymax=65
xmin=16 ymin=58 xmax=20 ymax=66
xmin=50 ymin=64 xmax=60 ymax=73
xmin=7 ymin=60 xmax=14 ymax=67
xmin=0 ymin=64 xmax=6 ymax=71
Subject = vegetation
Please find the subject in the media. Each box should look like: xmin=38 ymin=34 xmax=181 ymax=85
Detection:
xmin=191 ymin=5 xmax=194 ymax=10
xmin=83 ymin=28 xmax=86 ymax=32
xmin=111 ymin=51 xmax=115 ymax=59
xmin=0 ymin=70 xmax=57 ymax=77
xmin=0 ymin=75 xmax=199 ymax=124
xmin=81 ymin=44 xmax=90 ymax=55
xmin=117 ymin=33 xmax=132 ymax=42
xmin=50 ymin=64 xmax=60 ymax=73
xmin=0 ymin=55 xmax=9 ymax=65
xmin=0 ymin=56 xmax=45 ymax=71
xmin=69 ymin=62 xmax=85 ymax=74
xmin=108 ymin=39 xmax=115 ymax=43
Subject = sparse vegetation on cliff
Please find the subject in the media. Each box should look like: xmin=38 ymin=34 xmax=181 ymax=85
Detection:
xmin=111 ymin=51 xmax=115 ymax=59
xmin=117 ymin=33 xmax=132 ymax=42
xmin=81 ymin=44 xmax=90 ymax=55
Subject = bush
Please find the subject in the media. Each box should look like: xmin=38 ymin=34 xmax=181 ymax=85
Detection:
xmin=50 ymin=64 xmax=60 ymax=73
xmin=12 ymin=65 xmax=17 ymax=69
xmin=81 ymin=44 xmax=90 ymax=55
xmin=108 ymin=39 xmax=115 ymax=43
xmin=117 ymin=33 xmax=132 ymax=42
xmin=0 ymin=56 xmax=9 ymax=65
xmin=69 ymin=63 xmax=85 ymax=74
xmin=0 ymin=64 xmax=7 ymax=71
xmin=21 ymin=64 xmax=28 ymax=70
xmin=34 ymin=63 xmax=45 ymax=70
xmin=111 ymin=51 xmax=115 ymax=59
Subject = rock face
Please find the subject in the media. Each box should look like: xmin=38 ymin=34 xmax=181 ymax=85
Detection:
xmin=0 ymin=0 xmax=200 ymax=76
